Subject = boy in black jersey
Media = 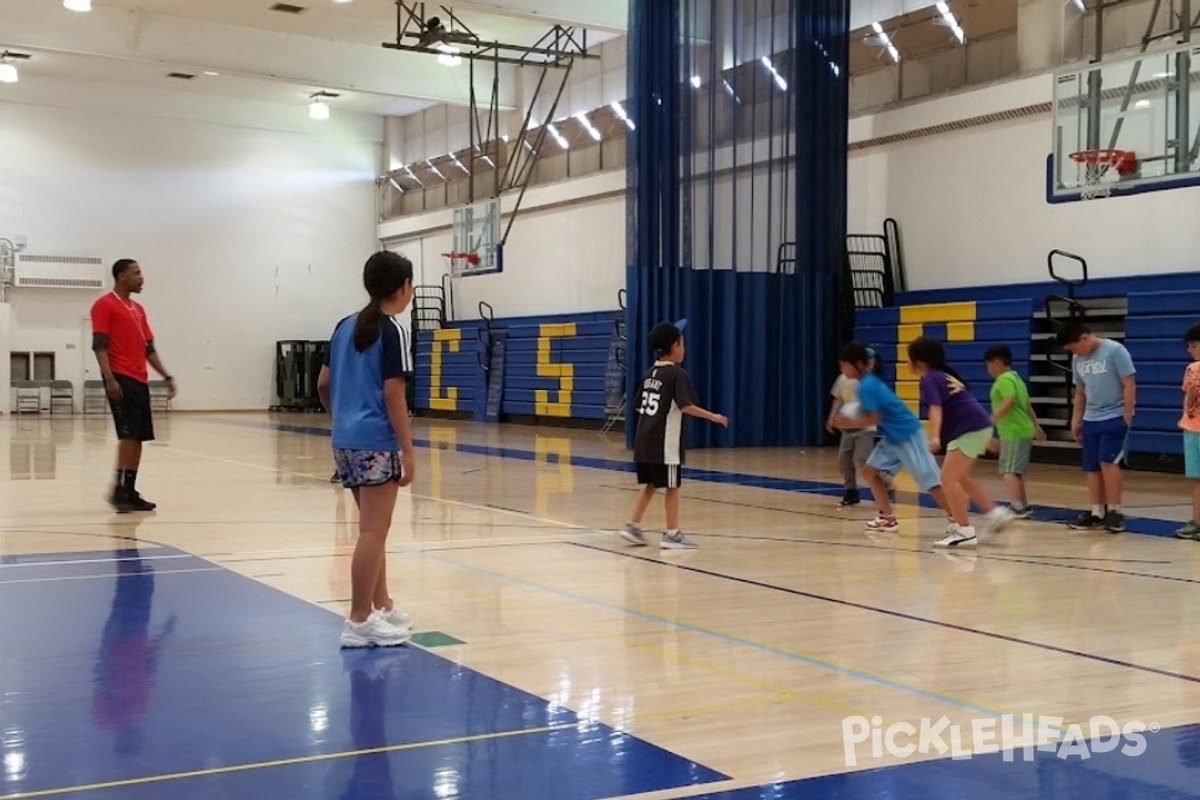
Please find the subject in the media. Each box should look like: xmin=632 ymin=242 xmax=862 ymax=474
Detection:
xmin=621 ymin=320 xmax=728 ymax=549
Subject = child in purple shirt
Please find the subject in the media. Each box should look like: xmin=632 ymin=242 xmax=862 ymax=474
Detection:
xmin=910 ymin=337 xmax=1015 ymax=548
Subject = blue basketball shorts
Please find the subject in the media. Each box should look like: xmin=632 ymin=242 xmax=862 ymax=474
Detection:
xmin=866 ymin=430 xmax=942 ymax=492
xmin=1080 ymin=417 xmax=1129 ymax=472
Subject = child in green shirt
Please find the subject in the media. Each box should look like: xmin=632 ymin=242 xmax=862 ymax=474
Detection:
xmin=985 ymin=346 xmax=1046 ymax=518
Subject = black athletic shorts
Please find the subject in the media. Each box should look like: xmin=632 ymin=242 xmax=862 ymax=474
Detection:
xmin=108 ymin=374 xmax=155 ymax=442
xmin=635 ymin=462 xmax=682 ymax=489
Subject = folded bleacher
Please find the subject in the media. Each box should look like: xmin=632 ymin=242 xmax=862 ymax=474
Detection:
xmin=413 ymin=310 xmax=621 ymax=424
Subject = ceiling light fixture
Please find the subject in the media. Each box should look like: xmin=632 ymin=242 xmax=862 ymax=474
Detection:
xmin=0 ymin=52 xmax=27 ymax=84
xmin=309 ymin=91 xmax=337 ymax=120
xmin=436 ymin=44 xmax=461 ymax=67
xmin=63 ymin=0 xmax=92 ymax=11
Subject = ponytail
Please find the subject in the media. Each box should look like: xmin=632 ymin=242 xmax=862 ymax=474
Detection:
xmin=353 ymin=299 xmax=384 ymax=352
xmin=907 ymin=336 xmax=968 ymax=387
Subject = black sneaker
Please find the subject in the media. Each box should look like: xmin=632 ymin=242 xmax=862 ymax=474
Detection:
xmin=1102 ymin=511 xmax=1124 ymax=533
xmin=128 ymin=491 xmax=157 ymax=511
xmin=108 ymin=487 xmax=137 ymax=513
xmin=839 ymin=489 xmax=861 ymax=507
xmin=1068 ymin=512 xmax=1105 ymax=530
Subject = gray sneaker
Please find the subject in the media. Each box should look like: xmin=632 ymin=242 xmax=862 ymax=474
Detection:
xmin=620 ymin=522 xmax=647 ymax=546
xmin=660 ymin=531 xmax=698 ymax=550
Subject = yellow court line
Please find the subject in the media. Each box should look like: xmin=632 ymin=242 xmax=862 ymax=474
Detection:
xmin=0 ymin=723 xmax=578 ymax=800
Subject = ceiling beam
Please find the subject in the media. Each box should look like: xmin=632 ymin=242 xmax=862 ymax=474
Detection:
xmin=0 ymin=1 xmax=517 ymax=109
xmin=454 ymin=0 xmax=628 ymax=33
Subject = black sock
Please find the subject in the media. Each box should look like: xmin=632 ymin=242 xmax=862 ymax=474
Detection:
xmin=122 ymin=470 xmax=138 ymax=491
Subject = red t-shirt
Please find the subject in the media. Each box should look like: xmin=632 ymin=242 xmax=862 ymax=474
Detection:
xmin=91 ymin=292 xmax=154 ymax=383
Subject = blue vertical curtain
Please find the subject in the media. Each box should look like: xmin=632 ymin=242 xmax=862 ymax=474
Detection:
xmin=626 ymin=0 xmax=851 ymax=449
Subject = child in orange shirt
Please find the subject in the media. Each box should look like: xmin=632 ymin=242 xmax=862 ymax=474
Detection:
xmin=1176 ymin=322 xmax=1200 ymax=539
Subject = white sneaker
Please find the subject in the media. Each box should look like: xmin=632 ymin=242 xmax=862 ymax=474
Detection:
xmin=340 ymin=611 xmax=411 ymax=648
xmin=984 ymin=506 xmax=1016 ymax=536
xmin=379 ymin=604 xmax=413 ymax=630
xmin=865 ymin=514 xmax=900 ymax=533
xmin=620 ymin=522 xmax=648 ymax=546
xmin=660 ymin=531 xmax=697 ymax=549
xmin=934 ymin=524 xmax=977 ymax=549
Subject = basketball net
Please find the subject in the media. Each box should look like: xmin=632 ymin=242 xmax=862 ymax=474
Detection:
xmin=443 ymin=251 xmax=479 ymax=280
xmin=1077 ymin=162 xmax=1117 ymax=200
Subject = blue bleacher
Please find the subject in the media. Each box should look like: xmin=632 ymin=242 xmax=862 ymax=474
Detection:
xmin=1124 ymin=290 xmax=1200 ymax=456
xmin=413 ymin=310 xmax=621 ymax=423
xmin=856 ymin=274 xmax=1200 ymax=464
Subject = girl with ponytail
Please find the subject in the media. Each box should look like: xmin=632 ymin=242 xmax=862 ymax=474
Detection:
xmin=907 ymin=336 xmax=1014 ymax=548
xmin=317 ymin=251 xmax=417 ymax=648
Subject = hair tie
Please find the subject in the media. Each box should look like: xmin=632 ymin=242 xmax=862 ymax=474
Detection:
xmin=865 ymin=347 xmax=876 ymax=358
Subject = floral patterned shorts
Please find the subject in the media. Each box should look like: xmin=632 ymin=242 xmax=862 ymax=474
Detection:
xmin=332 ymin=449 xmax=404 ymax=489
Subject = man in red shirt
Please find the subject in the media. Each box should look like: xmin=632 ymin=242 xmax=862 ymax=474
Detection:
xmin=91 ymin=259 xmax=177 ymax=512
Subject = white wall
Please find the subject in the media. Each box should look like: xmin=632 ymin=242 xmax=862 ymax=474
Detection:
xmin=0 ymin=76 xmax=383 ymax=411
xmin=848 ymin=74 xmax=1200 ymax=289
xmin=378 ymin=170 xmax=626 ymax=319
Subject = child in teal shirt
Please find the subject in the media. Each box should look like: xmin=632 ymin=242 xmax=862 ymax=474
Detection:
xmin=984 ymin=346 xmax=1046 ymax=518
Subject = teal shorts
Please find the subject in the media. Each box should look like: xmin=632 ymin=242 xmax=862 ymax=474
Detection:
xmin=1186 ymin=431 xmax=1200 ymax=480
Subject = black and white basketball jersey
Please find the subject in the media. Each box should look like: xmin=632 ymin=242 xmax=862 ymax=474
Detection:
xmin=633 ymin=362 xmax=699 ymax=465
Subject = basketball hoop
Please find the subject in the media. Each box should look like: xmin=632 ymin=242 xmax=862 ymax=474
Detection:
xmin=1069 ymin=149 xmax=1137 ymax=200
xmin=443 ymin=251 xmax=480 ymax=278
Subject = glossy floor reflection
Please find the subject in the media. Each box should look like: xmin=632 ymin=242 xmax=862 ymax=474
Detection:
xmin=0 ymin=545 xmax=725 ymax=799
xmin=3 ymin=412 xmax=1200 ymax=799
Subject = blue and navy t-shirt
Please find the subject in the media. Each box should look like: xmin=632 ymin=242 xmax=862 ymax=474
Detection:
xmin=858 ymin=373 xmax=922 ymax=444
xmin=324 ymin=314 xmax=412 ymax=451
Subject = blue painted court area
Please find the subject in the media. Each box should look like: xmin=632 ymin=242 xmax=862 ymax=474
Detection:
xmin=0 ymin=546 xmax=726 ymax=800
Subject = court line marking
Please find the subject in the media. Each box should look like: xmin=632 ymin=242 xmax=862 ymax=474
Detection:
xmin=0 ymin=723 xmax=580 ymax=800
xmin=0 ymin=567 xmax=221 ymax=586
xmin=0 ymin=553 xmax=197 ymax=569
xmin=696 ymin=531 xmax=1183 ymax=569
xmin=408 ymin=547 xmax=1023 ymax=722
xmin=97 ymin=440 xmax=1043 ymax=725
xmin=99 ymin=432 xmax=1172 ymax=726
xmin=207 ymin=416 xmax=1194 ymax=534
xmin=569 ymin=541 xmax=1200 ymax=687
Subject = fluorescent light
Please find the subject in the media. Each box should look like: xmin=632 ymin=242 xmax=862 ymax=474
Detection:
xmin=935 ymin=2 xmax=966 ymax=44
xmin=760 ymin=56 xmax=787 ymax=91
xmin=1135 ymin=99 xmax=1151 ymax=109
xmin=308 ymin=99 xmax=330 ymax=120
xmin=574 ymin=112 xmax=601 ymax=142
xmin=546 ymin=123 xmax=568 ymax=149
xmin=610 ymin=101 xmax=635 ymax=130
xmin=870 ymin=23 xmax=902 ymax=63
xmin=448 ymin=153 xmax=470 ymax=174
xmin=426 ymin=159 xmax=445 ymax=180
xmin=63 ymin=0 xmax=91 ymax=10
xmin=690 ymin=75 xmax=701 ymax=88
xmin=0 ymin=63 xmax=17 ymax=84
xmin=1071 ymin=0 xmax=1086 ymax=12
xmin=436 ymin=44 xmax=461 ymax=67
xmin=203 ymin=70 xmax=220 ymax=76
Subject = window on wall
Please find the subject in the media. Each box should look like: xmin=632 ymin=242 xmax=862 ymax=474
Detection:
xmin=11 ymin=352 xmax=30 ymax=381
xmin=32 ymin=353 xmax=55 ymax=381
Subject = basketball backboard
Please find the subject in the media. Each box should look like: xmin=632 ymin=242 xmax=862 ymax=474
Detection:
xmin=449 ymin=197 xmax=503 ymax=277
xmin=1050 ymin=41 xmax=1200 ymax=202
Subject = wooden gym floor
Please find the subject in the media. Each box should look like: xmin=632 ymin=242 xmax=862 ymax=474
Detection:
xmin=2 ymin=412 xmax=1199 ymax=799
